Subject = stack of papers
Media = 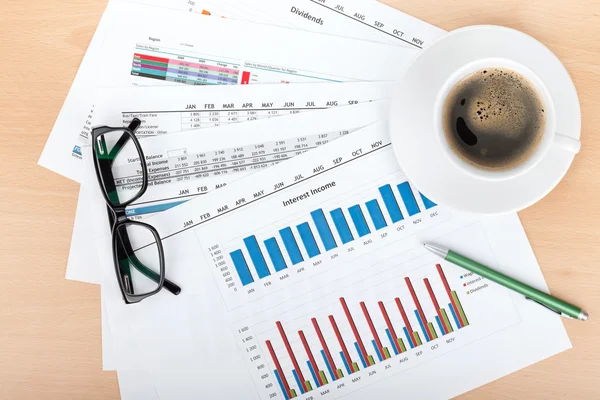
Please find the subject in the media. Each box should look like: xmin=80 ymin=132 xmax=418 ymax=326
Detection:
xmin=38 ymin=1 xmax=571 ymax=399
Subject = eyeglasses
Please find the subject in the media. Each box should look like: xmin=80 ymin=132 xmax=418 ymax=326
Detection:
xmin=91 ymin=118 xmax=181 ymax=304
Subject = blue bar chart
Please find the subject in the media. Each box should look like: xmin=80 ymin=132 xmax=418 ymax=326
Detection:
xmin=229 ymin=181 xmax=438 ymax=286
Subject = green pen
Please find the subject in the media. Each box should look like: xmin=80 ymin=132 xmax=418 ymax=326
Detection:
xmin=424 ymin=243 xmax=588 ymax=321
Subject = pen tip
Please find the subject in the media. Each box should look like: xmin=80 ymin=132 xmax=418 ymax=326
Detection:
xmin=422 ymin=243 xmax=449 ymax=258
xmin=579 ymin=311 xmax=589 ymax=321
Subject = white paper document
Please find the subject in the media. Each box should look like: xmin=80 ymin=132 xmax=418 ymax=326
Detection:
xmin=39 ymin=0 xmax=416 ymax=184
xmin=91 ymin=90 xmax=393 ymax=220
xmin=67 ymin=83 xmax=392 ymax=284
xmin=93 ymin=102 xmax=390 ymax=376
xmin=117 ymin=369 xmax=159 ymax=400
xmin=91 ymin=82 xmax=393 ymax=140
xmin=37 ymin=0 xmax=239 ymax=184
xmin=98 ymin=120 xmax=570 ymax=398
xmin=233 ymin=0 xmax=446 ymax=48
xmin=38 ymin=0 xmax=445 ymax=185
xmin=73 ymin=99 xmax=390 ymax=285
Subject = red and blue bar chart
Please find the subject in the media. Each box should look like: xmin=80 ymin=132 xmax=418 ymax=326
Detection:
xmin=264 ymin=264 xmax=469 ymax=398
xmin=229 ymin=181 xmax=437 ymax=286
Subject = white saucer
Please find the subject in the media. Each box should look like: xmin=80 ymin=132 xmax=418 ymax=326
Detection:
xmin=389 ymin=25 xmax=581 ymax=214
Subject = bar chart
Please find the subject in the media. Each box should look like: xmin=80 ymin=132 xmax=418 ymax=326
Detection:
xmin=235 ymin=261 xmax=487 ymax=400
xmin=187 ymin=123 xmax=544 ymax=399
xmin=228 ymin=180 xmax=438 ymax=287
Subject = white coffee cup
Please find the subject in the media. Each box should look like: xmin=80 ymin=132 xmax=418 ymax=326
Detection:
xmin=433 ymin=57 xmax=581 ymax=181
xmin=389 ymin=25 xmax=582 ymax=214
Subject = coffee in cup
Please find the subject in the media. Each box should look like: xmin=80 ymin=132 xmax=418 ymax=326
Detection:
xmin=442 ymin=67 xmax=546 ymax=171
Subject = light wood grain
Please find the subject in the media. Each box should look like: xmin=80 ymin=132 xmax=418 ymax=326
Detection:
xmin=0 ymin=0 xmax=599 ymax=398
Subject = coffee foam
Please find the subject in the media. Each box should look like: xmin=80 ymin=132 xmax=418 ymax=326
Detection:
xmin=463 ymin=69 xmax=542 ymax=137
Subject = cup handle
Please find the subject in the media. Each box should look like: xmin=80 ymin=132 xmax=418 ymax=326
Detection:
xmin=553 ymin=133 xmax=581 ymax=154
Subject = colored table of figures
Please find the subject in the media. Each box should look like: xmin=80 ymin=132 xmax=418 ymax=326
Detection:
xmin=131 ymin=47 xmax=244 ymax=85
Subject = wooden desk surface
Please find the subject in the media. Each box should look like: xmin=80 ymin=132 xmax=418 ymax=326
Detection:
xmin=0 ymin=0 xmax=599 ymax=398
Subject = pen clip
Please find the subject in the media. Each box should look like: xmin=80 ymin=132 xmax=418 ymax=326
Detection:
xmin=524 ymin=297 xmax=573 ymax=319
